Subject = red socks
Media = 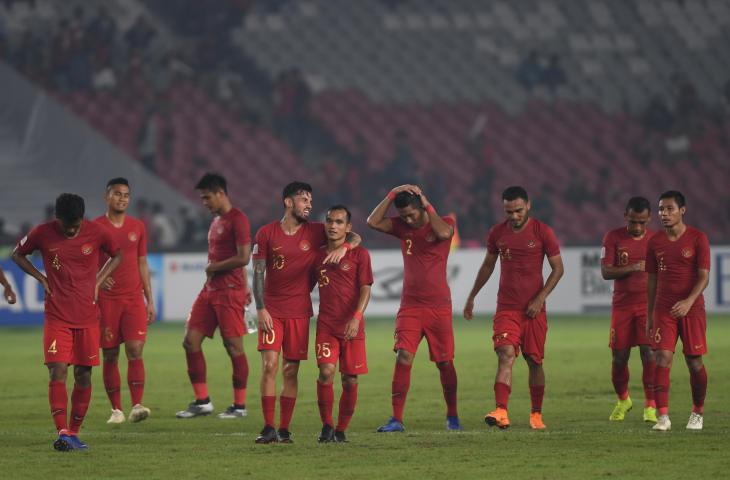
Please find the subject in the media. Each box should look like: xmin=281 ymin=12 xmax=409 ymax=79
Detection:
xmin=127 ymin=359 xmax=145 ymax=406
xmin=336 ymin=383 xmax=358 ymax=432
xmin=279 ymin=395 xmax=296 ymax=430
xmin=186 ymin=351 xmax=208 ymax=401
xmin=231 ymin=354 xmax=249 ymax=406
xmin=529 ymin=385 xmax=545 ymax=413
xmin=494 ymin=382 xmax=511 ymax=409
xmin=316 ymin=381 xmax=334 ymax=426
xmin=103 ymin=361 xmax=122 ymax=410
xmin=49 ymin=381 xmax=68 ymax=433
xmin=690 ymin=366 xmax=707 ymax=414
xmin=642 ymin=360 xmax=656 ymax=407
xmin=654 ymin=365 xmax=671 ymax=415
xmin=437 ymin=361 xmax=458 ymax=417
xmin=69 ymin=384 xmax=91 ymax=434
xmin=261 ymin=395 xmax=276 ymax=427
xmin=611 ymin=364 xmax=630 ymax=401
xmin=391 ymin=362 xmax=412 ymax=423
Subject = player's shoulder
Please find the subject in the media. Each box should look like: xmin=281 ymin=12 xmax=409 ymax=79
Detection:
xmin=647 ymin=229 xmax=666 ymax=246
xmin=229 ymin=207 xmax=250 ymax=221
xmin=91 ymin=214 xmax=107 ymax=225
xmin=488 ymin=220 xmax=509 ymax=237
xmin=352 ymin=245 xmax=371 ymax=260
xmin=686 ymin=226 xmax=709 ymax=244
xmin=530 ymin=218 xmax=557 ymax=237
xmin=256 ymin=221 xmax=278 ymax=236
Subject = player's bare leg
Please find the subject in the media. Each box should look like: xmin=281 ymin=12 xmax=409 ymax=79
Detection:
xmin=652 ymin=349 xmax=674 ymax=431
xmin=436 ymin=360 xmax=461 ymax=431
xmin=684 ymin=354 xmax=706 ymax=430
xmin=525 ymin=354 xmax=546 ymax=430
xmin=317 ymin=363 xmax=336 ymax=443
xmin=335 ymin=374 xmax=358 ymax=442
xmin=485 ymin=345 xmax=514 ymax=429
xmin=102 ymin=346 xmax=125 ymax=423
xmin=177 ymin=329 xmax=213 ymax=418
xmin=125 ymin=340 xmax=150 ymax=422
xmin=256 ymin=350 xmax=279 ymax=443
xmin=217 ymin=336 xmax=248 ymax=419
xmin=277 ymin=359 xmax=300 ymax=442
xmin=639 ymin=346 xmax=657 ymax=422
xmin=609 ymin=348 xmax=633 ymax=421
xmin=377 ymin=349 xmax=413 ymax=432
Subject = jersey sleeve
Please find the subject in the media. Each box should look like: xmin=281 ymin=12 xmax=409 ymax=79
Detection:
xmin=357 ymin=248 xmax=374 ymax=287
xmin=385 ymin=216 xmax=404 ymax=239
xmin=14 ymin=226 xmax=41 ymax=256
xmin=541 ymin=224 xmax=561 ymax=257
xmin=253 ymin=226 xmax=268 ymax=261
xmin=696 ymin=232 xmax=711 ymax=271
xmin=486 ymin=225 xmax=499 ymax=254
xmin=138 ymin=223 xmax=148 ymax=257
xmin=645 ymin=238 xmax=657 ymax=274
xmin=601 ymin=231 xmax=616 ymax=266
xmin=233 ymin=212 xmax=252 ymax=247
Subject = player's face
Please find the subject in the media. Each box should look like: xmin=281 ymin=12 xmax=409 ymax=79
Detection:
xmin=57 ymin=218 xmax=82 ymax=238
xmin=287 ymin=191 xmax=312 ymax=223
xmin=397 ymin=205 xmax=425 ymax=228
xmin=106 ymin=184 xmax=130 ymax=214
xmin=503 ymin=198 xmax=530 ymax=229
xmin=658 ymin=198 xmax=685 ymax=228
xmin=199 ymin=188 xmax=225 ymax=214
xmin=325 ymin=209 xmax=351 ymax=242
xmin=624 ymin=209 xmax=650 ymax=237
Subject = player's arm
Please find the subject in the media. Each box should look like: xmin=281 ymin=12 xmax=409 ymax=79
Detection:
xmin=11 ymin=248 xmax=51 ymax=296
xmin=205 ymin=244 xmax=251 ymax=277
xmin=367 ymin=185 xmax=420 ymax=233
xmin=344 ymin=284 xmax=372 ymax=341
xmin=526 ymin=254 xmax=564 ymax=318
xmin=419 ymin=192 xmax=454 ymax=241
xmin=138 ymin=256 xmax=156 ymax=324
xmin=96 ymin=251 xmax=123 ymax=301
xmin=322 ymin=231 xmax=362 ymax=264
xmin=464 ymin=252 xmax=499 ymax=320
xmin=242 ymin=268 xmax=252 ymax=306
xmin=670 ymin=268 xmax=709 ymax=319
xmin=0 ymin=266 xmax=17 ymax=304
xmin=646 ymin=272 xmax=657 ymax=334
xmin=601 ymin=262 xmax=644 ymax=280
xmin=253 ymin=258 xmax=273 ymax=332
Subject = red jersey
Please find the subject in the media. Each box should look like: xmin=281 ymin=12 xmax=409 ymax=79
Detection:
xmin=206 ymin=208 xmax=251 ymax=291
xmin=315 ymin=246 xmax=373 ymax=339
xmin=253 ymin=221 xmax=326 ymax=318
xmin=646 ymin=226 xmax=710 ymax=313
xmin=487 ymin=218 xmax=561 ymax=312
xmin=601 ymin=227 xmax=655 ymax=307
xmin=14 ymin=220 xmax=119 ymax=327
xmin=386 ymin=216 xmax=455 ymax=308
xmin=94 ymin=215 xmax=147 ymax=299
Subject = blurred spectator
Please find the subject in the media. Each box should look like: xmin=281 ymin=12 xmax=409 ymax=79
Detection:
xmin=542 ymin=54 xmax=567 ymax=93
xmin=0 ymin=218 xmax=15 ymax=245
xmin=385 ymin=129 xmax=417 ymax=186
xmin=151 ymin=202 xmax=177 ymax=249
xmin=643 ymin=95 xmax=674 ymax=133
xmin=137 ymin=107 xmax=159 ymax=173
xmin=531 ymin=184 xmax=555 ymax=225
xmin=92 ymin=60 xmax=117 ymax=90
xmin=86 ymin=5 xmax=117 ymax=48
xmin=563 ymin=172 xmax=590 ymax=209
xmin=124 ymin=15 xmax=156 ymax=52
xmin=516 ymin=50 xmax=542 ymax=92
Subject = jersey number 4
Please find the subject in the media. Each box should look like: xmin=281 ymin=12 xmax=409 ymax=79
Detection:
xmin=47 ymin=340 xmax=58 ymax=354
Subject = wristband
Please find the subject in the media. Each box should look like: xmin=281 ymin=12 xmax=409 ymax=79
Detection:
xmin=343 ymin=242 xmax=352 ymax=251
xmin=353 ymin=311 xmax=364 ymax=321
xmin=387 ymin=190 xmax=396 ymax=201
xmin=425 ymin=204 xmax=436 ymax=215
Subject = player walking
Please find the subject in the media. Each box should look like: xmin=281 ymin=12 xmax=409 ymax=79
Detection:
xmin=647 ymin=191 xmax=710 ymax=431
xmin=601 ymin=196 xmax=657 ymax=423
xmin=463 ymin=186 xmax=563 ymax=430
xmin=367 ymin=184 xmax=461 ymax=433
xmin=12 ymin=193 xmax=122 ymax=450
xmin=94 ymin=178 xmax=155 ymax=424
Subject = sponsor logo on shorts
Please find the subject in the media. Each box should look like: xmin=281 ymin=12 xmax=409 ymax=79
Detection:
xmin=88 ymin=354 xmax=98 ymax=360
xmin=299 ymin=240 xmax=311 ymax=251
xmin=694 ymin=344 xmax=703 ymax=350
xmin=138 ymin=331 xmax=146 ymax=335
xmin=355 ymin=363 xmax=364 ymax=369
xmin=128 ymin=231 xmax=138 ymax=242
xmin=682 ymin=248 xmax=694 ymax=258
xmin=81 ymin=243 xmax=94 ymax=255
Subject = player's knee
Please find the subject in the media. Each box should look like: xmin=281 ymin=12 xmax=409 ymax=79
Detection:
xmin=103 ymin=347 xmax=120 ymax=364
xmin=396 ymin=350 xmax=414 ymax=365
xmin=282 ymin=361 xmax=300 ymax=381
xmin=341 ymin=374 xmax=358 ymax=387
xmin=73 ymin=366 xmax=92 ymax=386
xmin=496 ymin=349 xmax=516 ymax=365
xmin=262 ymin=358 xmax=278 ymax=377
xmin=223 ymin=340 xmax=244 ymax=357
xmin=48 ymin=364 xmax=68 ymax=382
xmin=125 ymin=342 xmax=144 ymax=360
xmin=318 ymin=365 xmax=335 ymax=383
xmin=182 ymin=336 xmax=198 ymax=353
xmin=685 ymin=355 xmax=703 ymax=372
xmin=436 ymin=360 xmax=452 ymax=369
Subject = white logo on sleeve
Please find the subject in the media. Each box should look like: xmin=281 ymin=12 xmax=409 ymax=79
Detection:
xmin=600 ymin=246 xmax=606 ymax=259
xmin=20 ymin=236 xmax=28 ymax=246
xmin=252 ymin=244 xmax=259 ymax=255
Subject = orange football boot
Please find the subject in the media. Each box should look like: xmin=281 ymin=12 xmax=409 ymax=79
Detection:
xmin=529 ymin=412 xmax=546 ymax=430
xmin=484 ymin=407 xmax=510 ymax=429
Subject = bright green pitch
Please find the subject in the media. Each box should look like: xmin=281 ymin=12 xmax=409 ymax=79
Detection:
xmin=0 ymin=315 xmax=728 ymax=479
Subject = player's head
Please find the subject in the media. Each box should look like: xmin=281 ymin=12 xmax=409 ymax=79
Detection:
xmin=282 ymin=181 xmax=313 ymax=223
xmin=624 ymin=196 xmax=651 ymax=237
xmin=105 ymin=177 xmax=130 ymax=214
xmin=325 ymin=205 xmax=352 ymax=242
xmin=195 ymin=172 xmax=228 ymax=214
xmin=502 ymin=186 xmax=530 ymax=229
xmin=55 ymin=193 xmax=85 ymax=238
xmin=394 ymin=191 xmax=426 ymax=228
xmin=658 ymin=190 xmax=686 ymax=228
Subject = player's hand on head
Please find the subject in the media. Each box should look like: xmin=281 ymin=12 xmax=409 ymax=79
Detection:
xmin=257 ymin=308 xmax=273 ymax=333
xmin=3 ymin=286 xmax=16 ymax=304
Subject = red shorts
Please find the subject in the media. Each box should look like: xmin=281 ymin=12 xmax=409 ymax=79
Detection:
xmin=98 ymin=295 xmax=148 ymax=348
xmin=652 ymin=307 xmax=707 ymax=355
xmin=394 ymin=307 xmax=454 ymax=362
xmin=609 ymin=304 xmax=650 ymax=350
xmin=257 ymin=317 xmax=310 ymax=360
xmin=44 ymin=323 xmax=100 ymax=366
xmin=187 ymin=288 xmax=246 ymax=339
xmin=315 ymin=326 xmax=367 ymax=375
xmin=492 ymin=310 xmax=547 ymax=364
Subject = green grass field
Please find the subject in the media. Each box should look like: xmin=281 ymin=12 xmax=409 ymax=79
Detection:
xmin=1 ymin=315 xmax=729 ymax=479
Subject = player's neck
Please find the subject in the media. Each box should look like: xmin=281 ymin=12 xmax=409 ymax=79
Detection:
xmin=280 ymin=214 xmax=304 ymax=235
xmin=217 ymin=201 xmax=233 ymax=216
xmin=106 ymin=211 xmax=126 ymax=227
xmin=326 ymin=238 xmax=346 ymax=252
xmin=510 ymin=217 xmax=531 ymax=233
xmin=665 ymin=222 xmax=686 ymax=240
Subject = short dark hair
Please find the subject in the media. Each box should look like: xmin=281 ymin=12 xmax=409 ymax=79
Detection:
xmin=659 ymin=190 xmax=685 ymax=208
xmin=282 ymin=181 xmax=312 ymax=200
xmin=394 ymin=191 xmax=423 ymax=209
xmin=625 ymin=196 xmax=650 ymax=213
xmin=502 ymin=186 xmax=529 ymax=202
xmin=106 ymin=177 xmax=129 ymax=191
xmin=195 ymin=172 xmax=227 ymax=193
xmin=327 ymin=204 xmax=352 ymax=223
xmin=55 ymin=193 xmax=85 ymax=224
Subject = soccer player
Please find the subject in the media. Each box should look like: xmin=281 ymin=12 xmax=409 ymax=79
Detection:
xmin=367 ymin=184 xmax=461 ymax=433
xmin=314 ymin=205 xmax=373 ymax=443
xmin=12 ymin=193 xmax=122 ymax=451
xmin=463 ymin=186 xmax=563 ymax=430
xmin=601 ymin=196 xmax=657 ymax=423
xmin=176 ymin=173 xmax=253 ymax=420
xmin=253 ymin=182 xmax=361 ymax=444
xmin=0 ymin=266 xmax=17 ymax=304
xmin=94 ymin=178 xmax=155 ymax=424
xmin=646 ymin=191 xmax=710 ymax=431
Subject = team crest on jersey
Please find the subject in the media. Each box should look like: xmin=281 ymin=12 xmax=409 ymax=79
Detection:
xmin=299 ymin=240 xmax=311 ymax=251
xmin=681 ymin=248 xmax=693 ymax=258
xmin=425 ymin=233 xmax=436 ymax=242
xmin=81 ymin=243 xmax=94 ymax=255
xmin=341 ymin=261 xmax=353 ymax=271
xmin=527 ymin=240 xmax=536 ymax=248
xmin=128 ymin=231 xmax=138 ymax=242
